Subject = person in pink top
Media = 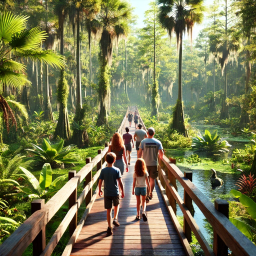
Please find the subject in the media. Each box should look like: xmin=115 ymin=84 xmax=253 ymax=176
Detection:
xmin=123 ymin=127 xmax=134 ymax=165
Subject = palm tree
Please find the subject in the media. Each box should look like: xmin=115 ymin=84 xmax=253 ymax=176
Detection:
xmin=54 ymin=0 xmax=72 ymax=140
xmin=158 ymin=0 xmax=204 ymax=136
xmin=95 ymin=0 xmax=132 ymax=126
xmin=0 ymin=12 xmax=65 ymax=133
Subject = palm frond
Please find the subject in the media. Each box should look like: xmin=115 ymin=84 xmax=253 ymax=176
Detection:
xmin=16 ymin=50 xmax=65 ymax=68
xmin=0 ymin=69 xmax=31 ymax=88
xmin=10 ymin=27 xmax=47 ymax=51
xmin=7 ymin=100 xmax=28 ymax=120
xmin=0 ymin=12 xmax=28 ymax=42
xmin=1 ymin=60 xmax=26 ymax=73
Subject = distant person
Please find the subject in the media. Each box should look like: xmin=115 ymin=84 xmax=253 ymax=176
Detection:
xmin=123 ymin=127 xmax=134 ymax=165
xmin=98 ymin=152 xmax=125 ymax=236
xmin=134 ymin=124 xmax=147 ymax=158
xmin=132 ymin=158 xmax=150 ymax=221
xmin=127 ymin=112 xmax=133 ymax=127
xmin=134 ymin=112 xmax=139 ymax=128
xmin=108 ymin=133 xmax=128 ymax=175
xmin=138 ymin=127 xmax=164 ymax=202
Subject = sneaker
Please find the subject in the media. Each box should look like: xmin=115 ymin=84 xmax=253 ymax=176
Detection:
xmin=107 ymin=227 xmax=113 ymax=236
xmin=142 ymin=212 xmax=147 ymax=221
xmin=113 ymin=219 xmax=120 ymax=227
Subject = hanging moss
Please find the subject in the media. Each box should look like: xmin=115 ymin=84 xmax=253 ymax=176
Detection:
xmin=57 ymin=70 xmax=69 ymax=107
xmin=151 ymin=80 xmax=160 ymax=117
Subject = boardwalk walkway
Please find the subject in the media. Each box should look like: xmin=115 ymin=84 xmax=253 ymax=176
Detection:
xmin=71 ymin=119 xmax=186 ymax=256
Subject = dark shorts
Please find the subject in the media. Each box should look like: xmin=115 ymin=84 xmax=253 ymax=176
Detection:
xmin=104 ymin=195 xmax=120 ymax=209
xmin=135 ymin=187 xmax=147 ymax=196
xmin=136 ymin=141 xmax=141 ymax=150
xmin=134 ymin=120 xmax=138 ymax=124
xmin=125 ymin=143 xmax=132 ymax=152
xmin=147 ymin=166 xmax=158 ymax=179
xmin=128 ymin=118 xmax=132 ymax=122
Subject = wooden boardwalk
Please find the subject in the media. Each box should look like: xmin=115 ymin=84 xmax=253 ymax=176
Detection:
xmin=71 ymin=120 xmax=186 ymax=256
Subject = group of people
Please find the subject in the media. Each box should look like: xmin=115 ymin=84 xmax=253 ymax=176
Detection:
xmin=98 ymin=115 xmax=164 ymax=236
xmin=127 ymin=110 xmax=139 ymax=128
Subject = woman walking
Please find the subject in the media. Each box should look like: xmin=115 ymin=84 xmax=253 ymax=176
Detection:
xmin=132 ymin=158 xmax=150 ymax=221
xmin=123 ymin=127 xmax=134 ymax=165
xmin=108 ymin=133 xmax=129 ymax=175
xmin=127 ymin=112 xmax=133 ymax=127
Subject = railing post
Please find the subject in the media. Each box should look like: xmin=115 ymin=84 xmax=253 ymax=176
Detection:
xmin=167 ymin=166 xmax=177 ymax=215
xmin=68 ymin=171 xmax=77 ymax=237
xmin=85 ymin=158 xmax=92 ymax=206
xmin=31 ymin=199 xmax=46 ymax=256
xmin=213 ymin=199 xmax=229 ymax=256
xmin=183 ymin=171 xmax=193 ymax=243
xmin=97 ymin=149 xmax=102 ymax=171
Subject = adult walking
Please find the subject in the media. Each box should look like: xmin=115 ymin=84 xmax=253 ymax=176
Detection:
xmin=108 ymin=133 xmax=129 ymax=175
xmin=127 ymin=112 xmax=133 ymax=127
xmin=123 ymin=127 xmax=134 ymax=165
xmin=134 ymin=124 xmax=147 ymax=158
xmin=134 ymin=111 xmax=139 ymax=129
xmin=138 ymin=127 xmax=164 ymax=202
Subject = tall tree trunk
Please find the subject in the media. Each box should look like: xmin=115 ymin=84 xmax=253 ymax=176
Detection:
xmin=240 ymin=47 xmax=251 ymax=126
xmin=220 ymin=0 xmax=229 ymax=120
xmin=151 ymin=11 xmax=158 ymax=117
xmin=43 ymin=0 xmax=53 ymax=121
xmin=97 ymin=59 xmax=109 ymax=126
xmin=54 ymin=14 xmax=71 ymax=140
xmin=72 ymin=8 xmax=88 ymax=147
xmin=172 ymin=37 xmax=187 ymax=136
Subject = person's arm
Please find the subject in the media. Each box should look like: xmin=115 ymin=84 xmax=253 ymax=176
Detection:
xmin=123 ymin=148 xmax=129 ymax=172
xmin=134 ymin=133 xmax=137 ymax=141
xmin=145 ymin=175 xmax=151 ymax=194
xmin=138 ymin=148 xmax=142 ymax=158
xmin=98 ymin=179 xmax=103 ymax=197
xmin=132 ymin=177 xmax=136 ymax=195
xmin=117 ymin=178 xmax=125 ymax=198
xmin=158 ymin=149 xmax=164 ymax=160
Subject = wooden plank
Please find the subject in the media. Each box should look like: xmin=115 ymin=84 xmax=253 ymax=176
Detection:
xmin=156 ymin=177 xmax=194 ymax=256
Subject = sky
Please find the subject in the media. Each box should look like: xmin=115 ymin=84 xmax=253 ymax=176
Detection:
xmin=129 ymin=0 xmax=214 ymax=40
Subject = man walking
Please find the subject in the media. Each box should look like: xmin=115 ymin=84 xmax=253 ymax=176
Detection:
xmin=138 ymin=127 xmax=164 ymax=201
xmin=134 ymin=124 xmax=147 ymax=158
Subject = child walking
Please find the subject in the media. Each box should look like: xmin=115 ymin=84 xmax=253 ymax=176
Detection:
xmin=132 ymin=158 xmax=150 ymax=221
xmin=99 ymin=152 xmax=125 ymax=236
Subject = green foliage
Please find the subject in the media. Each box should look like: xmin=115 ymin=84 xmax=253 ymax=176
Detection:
xmin=19 ymin=163 xmax=67 ymax=199
xmin=33 ymin=111 xmax=44 ymax=122
xmin=192 ymin=130 xmax=231 ymax=153
xmin=26 ymin=138 xmax=77 ymax=168
xmin=230 ymin=189 xmax=256 ymax=243
xmin=186 ymin=154 xmax=202 ymax=164
xmin=57 ymin=71 xmax=69 ymax=107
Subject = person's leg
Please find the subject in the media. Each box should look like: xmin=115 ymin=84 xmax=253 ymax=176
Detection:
xmin=113 ymin=204 xmax=119 ymax=220
xmin=141 ymin=195 xmax=146 ymax=212
xmin=149 ymin=177 xmax=155 ymax=195
xmin=107 ymin=208 xmax=112 ymax=228
xmin=136 ymin=195 xmax=141 ymax=217
xmin=128 ymin=150 xmax=131 ymax=164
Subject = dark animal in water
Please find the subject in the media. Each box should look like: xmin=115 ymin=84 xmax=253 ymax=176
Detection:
xmin=210 ymin=169 xmax=223 ymax=187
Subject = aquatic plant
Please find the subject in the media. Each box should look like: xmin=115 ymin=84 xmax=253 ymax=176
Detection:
xmin=192 ymin=130 xmax=231 ymax=153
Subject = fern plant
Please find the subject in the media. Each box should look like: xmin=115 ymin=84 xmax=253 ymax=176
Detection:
xmin=26 ymin=138 xmax=77 ymax=168
xmin=192 ymin=130 xmax=231 ymax=153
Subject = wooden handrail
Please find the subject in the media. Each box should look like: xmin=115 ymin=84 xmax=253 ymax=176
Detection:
xmin=0 ymin=108 xmax=129 ymax=256
xmin=158 ymin=155 xmax=256 ymax=256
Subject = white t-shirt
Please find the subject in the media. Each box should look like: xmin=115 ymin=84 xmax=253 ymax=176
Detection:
xmin=133 ymin=171 xmax=149 ymax=188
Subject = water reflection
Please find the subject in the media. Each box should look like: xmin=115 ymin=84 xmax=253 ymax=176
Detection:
xmin=175 ymin=167 xmax=240 ymax=242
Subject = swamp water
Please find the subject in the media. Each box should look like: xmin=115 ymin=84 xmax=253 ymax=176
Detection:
xmin=165 ymin=123 xmax=249 ymax=244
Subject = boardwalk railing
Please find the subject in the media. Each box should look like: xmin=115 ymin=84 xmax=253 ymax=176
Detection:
xmin=0 ymin=108 xmax=129 ymax=256
xmin=157 ymin=156 xmax=256 ymax=256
